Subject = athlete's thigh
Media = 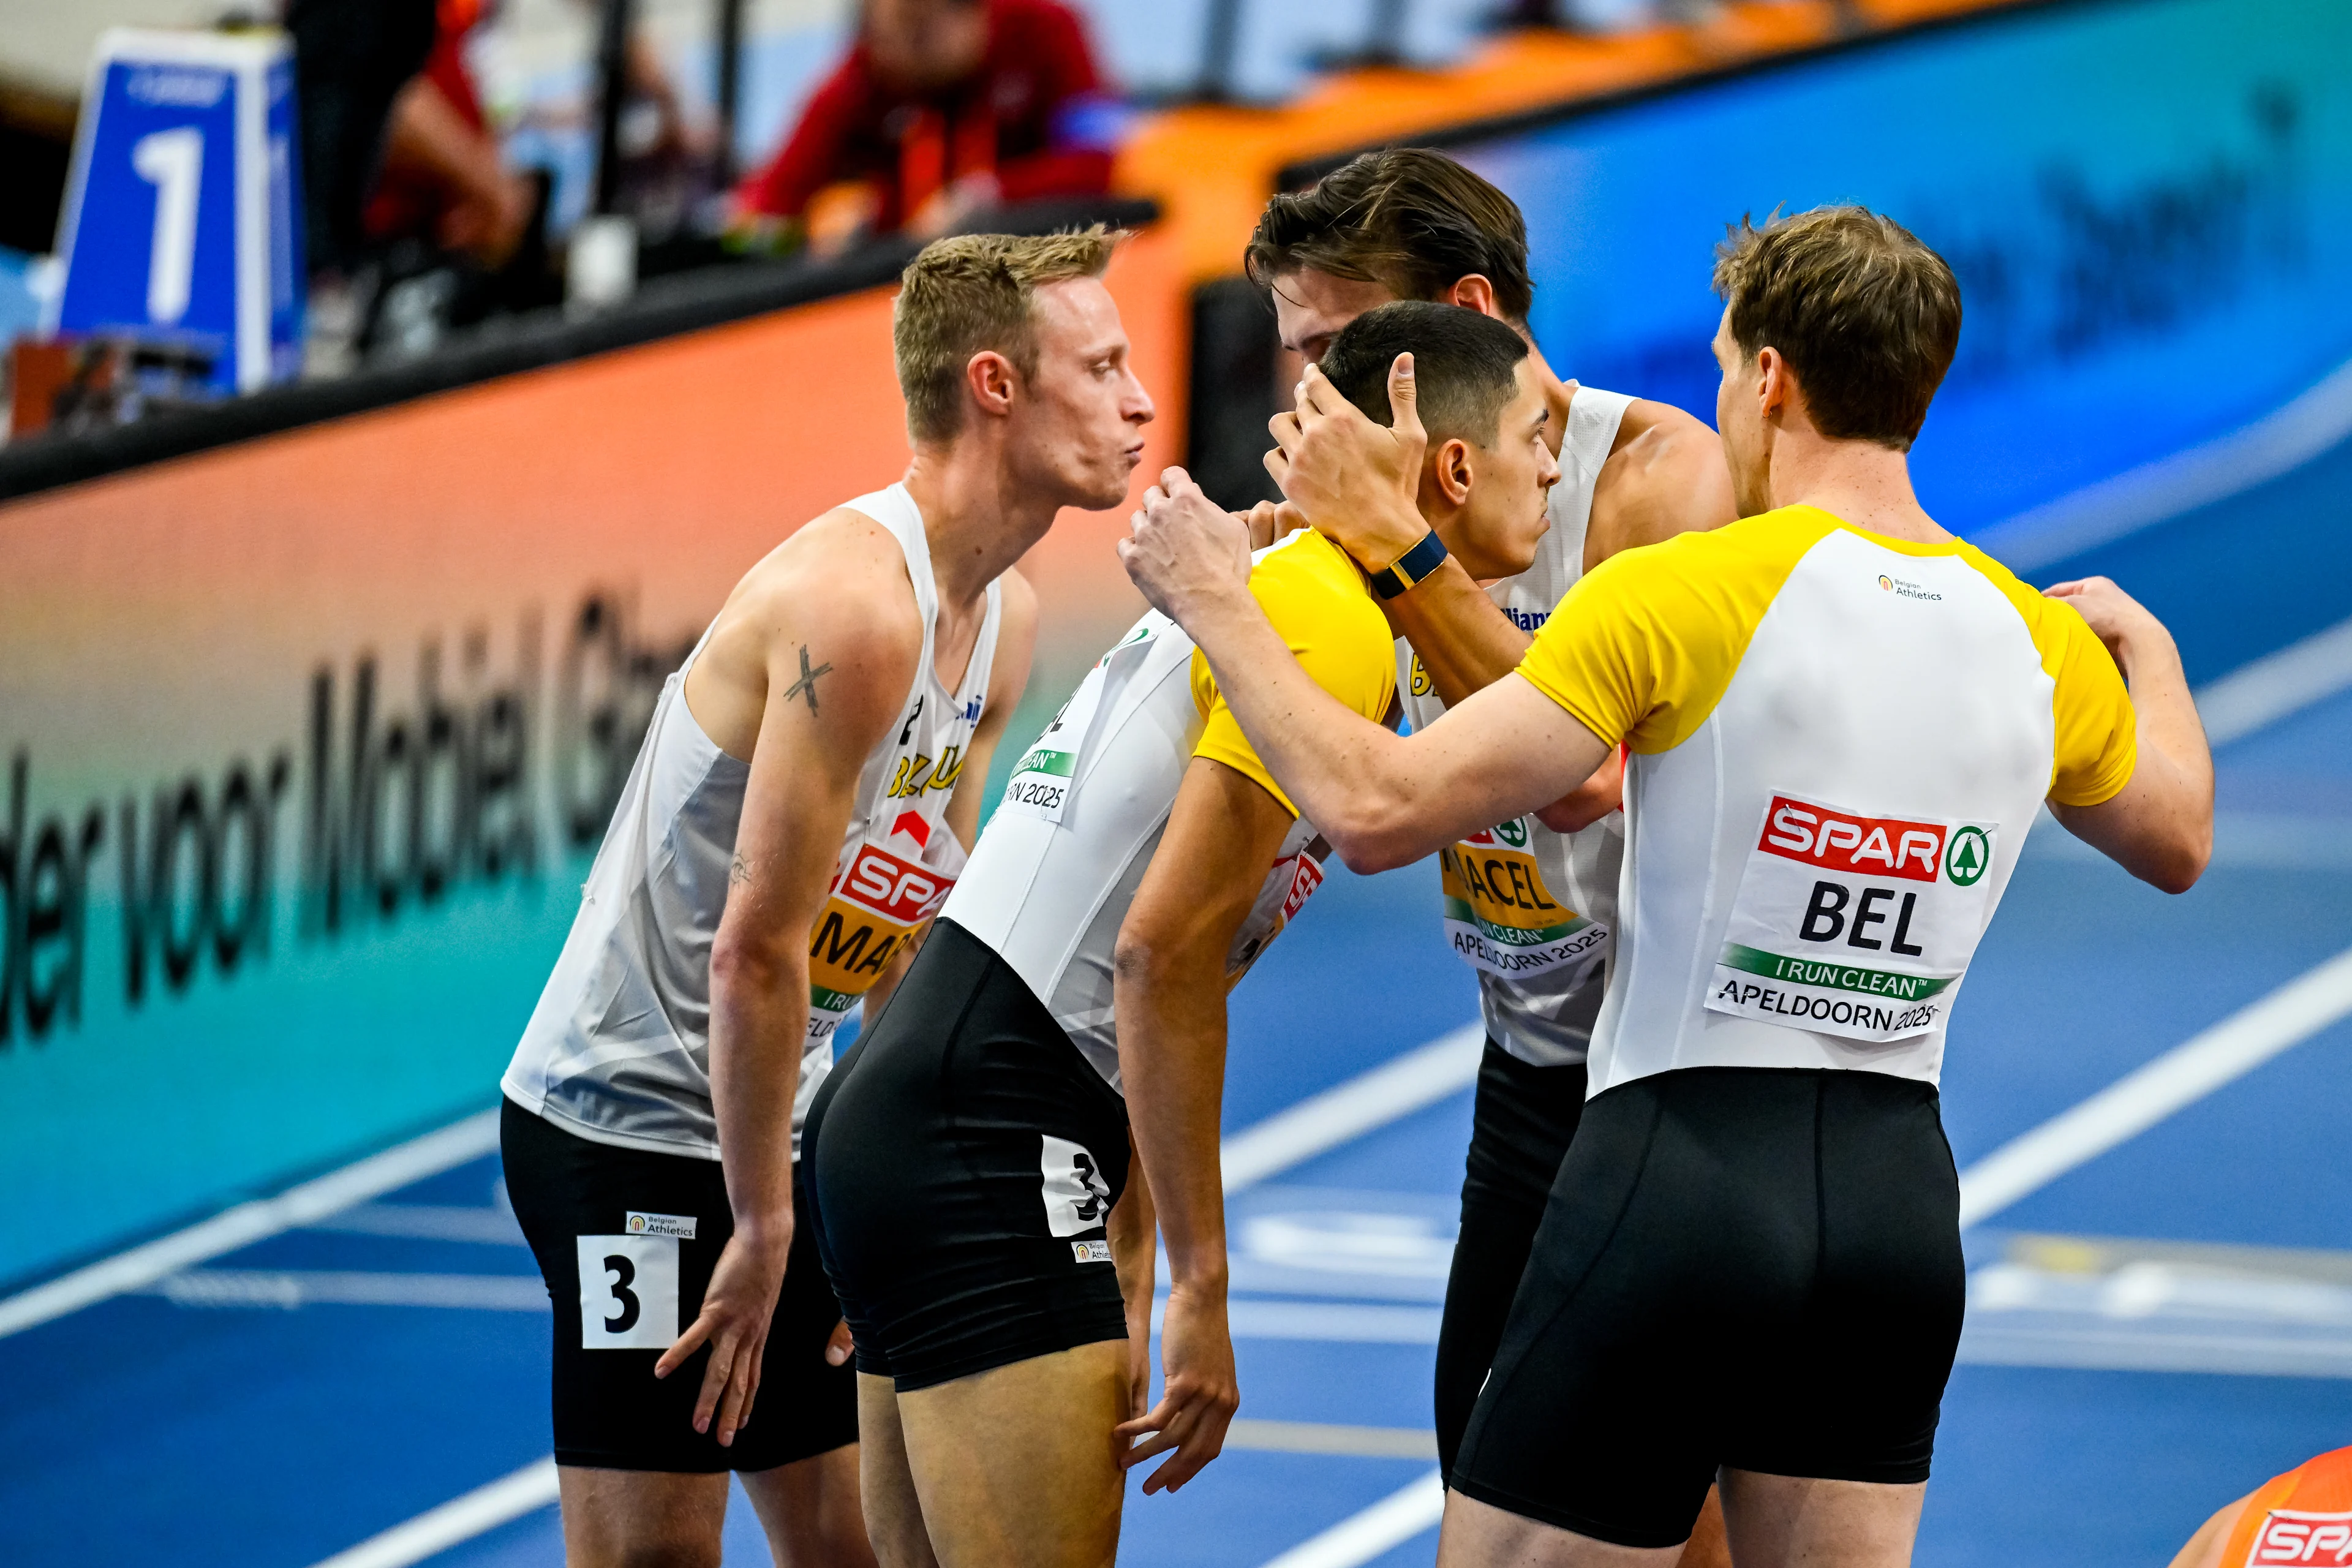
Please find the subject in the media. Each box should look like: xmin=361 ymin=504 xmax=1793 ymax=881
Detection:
xmin=1438 ymin=1490 xmax=1687 ymax=1568
xmin=739 ymin=1443 xmax=878 ymax=1568
xmin=855 ymin=1373 xmax=939 ymax=1568
xmin=895 ymin=1341 xmax=1131 ymax=1568
xmin=557 ymin=1466 xmax=729 ymax=1568
xmin=1717 ymin=1470 xmax=1926 ymax=1568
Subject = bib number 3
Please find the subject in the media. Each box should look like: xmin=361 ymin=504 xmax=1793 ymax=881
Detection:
xmin=576 ymin=1234 xmax=679 ymax=1349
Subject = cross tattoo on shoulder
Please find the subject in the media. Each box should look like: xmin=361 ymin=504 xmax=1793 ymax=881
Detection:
xmin=782 ymin=644 xmax=833 ymax=714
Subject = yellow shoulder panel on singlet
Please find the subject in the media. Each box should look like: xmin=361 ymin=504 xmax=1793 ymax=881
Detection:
xmin=1191 ymin=528 xmax=1398 ymax=816
xmin=1957 ymin=544 xmax=2138 ymax=807
xmin=1516 ymin=505 xmax=1839 ymax=754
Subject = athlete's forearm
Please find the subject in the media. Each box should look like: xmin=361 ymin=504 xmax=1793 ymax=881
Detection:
xmin=1106 ymin=1141 xmax=1158 ymax=1323
xmin=1117 ymin=954 xmax=1232 ymax=1292
xmin=2113 ymin=618 xmax=2214 ymax=882
xmin=1392 ymin=562 xmax=1533 ymax=709
xmin=706 ymin=941 xmax=809 ymax=1243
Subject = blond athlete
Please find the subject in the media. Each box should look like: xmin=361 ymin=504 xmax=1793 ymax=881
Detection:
xmin=1121 ymin=207 xmax=2212 ymax=1567
xmin=499 ymin=228 xmax=1151 ymax=1567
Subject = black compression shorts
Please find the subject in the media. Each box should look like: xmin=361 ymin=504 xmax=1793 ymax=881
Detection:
xmin=802 ymin=918 xmax=1130 ymax=1392
xmin=1434 ymin=1041 xmax=1587 ymax=1482
xmin=1451 ymin=1066 xmax=1965 ymax=1548
xmin=500 ymin=1099 xmax=857 ymax=1473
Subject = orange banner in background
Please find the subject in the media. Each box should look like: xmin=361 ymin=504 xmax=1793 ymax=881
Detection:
xmin=0 ymin=225 xmax=1185 ymax=1289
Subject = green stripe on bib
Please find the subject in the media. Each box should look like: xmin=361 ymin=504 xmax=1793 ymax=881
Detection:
xmin=1717 ymin=943 xmax=1955 ymax=1001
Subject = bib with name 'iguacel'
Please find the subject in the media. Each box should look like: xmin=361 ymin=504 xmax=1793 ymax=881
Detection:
xmin=1513 ymin=505 xmax=2139 ymax=1096
xmin=1398 ymin=385 xmax=1632 ymax=1068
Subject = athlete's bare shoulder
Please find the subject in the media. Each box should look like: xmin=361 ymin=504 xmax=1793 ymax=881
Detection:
xmin=684 ymin=505 xmax=925 ymax=762
xmin=1586 ymin=398 xmax=1738 ymax=568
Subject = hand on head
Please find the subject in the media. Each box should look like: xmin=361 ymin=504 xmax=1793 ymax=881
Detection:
xmin=1265 ymin=355 xmax=1431 ymax=571
xmin=1118 ymin=467 xmax=1254 ymax=622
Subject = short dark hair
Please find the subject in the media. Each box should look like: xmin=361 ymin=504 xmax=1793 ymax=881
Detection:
xmin=1713 ymin=206 xmax=1961 ymax=451
xmin=1319 ymin=300 xmax=1531 ymax=448
xmin=1246 ymin=149 xmax=1534 ymax=323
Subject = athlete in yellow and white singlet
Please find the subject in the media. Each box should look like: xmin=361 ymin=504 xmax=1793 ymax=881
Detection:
xmin=1123 ymin=206 xmax=2214 ymax=1568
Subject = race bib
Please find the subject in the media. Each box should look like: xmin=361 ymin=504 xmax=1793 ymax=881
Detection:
xmin=1439 ymin=818 xmax=1609 ymax=981
xmin=1706 ymin=791 xmax=1997 ymax=1042
xmin=806 ymin=839 xmax=956 ymax=1039
xmin=1002 ymin=624 xmax=1155 ymax=824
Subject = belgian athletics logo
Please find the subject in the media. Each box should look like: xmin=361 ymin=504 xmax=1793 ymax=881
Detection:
xmin=1944 ymin=826 xmax=1991 ymax=886
xmin=1879 ymin=575 xmax=1893 ymax=591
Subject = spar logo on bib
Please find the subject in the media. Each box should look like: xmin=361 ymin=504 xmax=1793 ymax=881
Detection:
xmin=2249 ymin=1510 xmax=2352 ymax=1563
xmin=1708 ymin=791 xmax=2001 ymax=1044
xmin=807 ymin=841 xmax=956 ymax=1021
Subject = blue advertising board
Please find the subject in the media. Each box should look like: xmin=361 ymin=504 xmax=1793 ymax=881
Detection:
xmin=1448 ymin=0 xmax=2352 ymax=541
xmin=55 ymin=29 xmax=304 ymax=393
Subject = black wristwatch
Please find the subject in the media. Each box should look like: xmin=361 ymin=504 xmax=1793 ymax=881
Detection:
xmin=1368 ymin=529 xmax=1448 ymax=600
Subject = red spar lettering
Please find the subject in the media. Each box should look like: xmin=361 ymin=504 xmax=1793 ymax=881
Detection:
xmin=1281 ymin=853 xmax=1325 ymax=921
xmin=1758 ymin=795 xmax=1945 ymax=883
xmin=2255 ymin=1512 xmax=2352 ymax=1564
xmin=838 ymin=843 xmax=955 ymax=923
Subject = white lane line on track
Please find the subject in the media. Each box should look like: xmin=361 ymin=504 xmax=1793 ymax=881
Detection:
xmin=0 ymin=1109 xmax=502 ymax=1341
xmin=1977 ymin=355 xmax=2352 ymax=573
xmin=144 ymin=1270 xmax=550 ymax=1312
xmin=1258 ymin=1469 xmax=1447 ymax=1568
xmin=307 ymin=1458 xmax=560 ymax=1568
xmin=2195 ymin=614 xmax=2352 ymax=747
xmin=1224 ymin=1023 xmax=1485 ymax=1194
xmin=1956 ymin=943 xmax=2352 ymax=1229
xmin=1227 ymin=1420 xmax=1439 ymax=1460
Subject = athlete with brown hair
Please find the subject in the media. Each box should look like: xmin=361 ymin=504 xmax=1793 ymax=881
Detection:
xmin=498 ymin=226 xmax=1152 ymax=1567
xmin=1240 ymin=149 xmax=1735 ymax=1523
xmin=1124 ymin=204 xmax=2211 ymax=1567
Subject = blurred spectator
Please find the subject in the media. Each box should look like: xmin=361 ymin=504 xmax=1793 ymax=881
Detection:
xmin=285 ymin=0 xmax=439 ymax=274
xmin=367 ymin=0 xmax=538 ymax=270
xmin=731 ymin=0 xmax=1119 ymax=252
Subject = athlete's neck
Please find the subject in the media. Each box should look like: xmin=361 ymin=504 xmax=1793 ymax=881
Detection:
xmin=1762 ymin=431 xmax=1948 ymax=546
xmin=1525 ymin=343 xmax=1575 ymax=460
xmin=900 ymin=443 xmax=1059 ymax=609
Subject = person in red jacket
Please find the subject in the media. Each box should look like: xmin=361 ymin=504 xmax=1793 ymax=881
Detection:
xmin=732 ymin=0 xmax=1120 ymax=251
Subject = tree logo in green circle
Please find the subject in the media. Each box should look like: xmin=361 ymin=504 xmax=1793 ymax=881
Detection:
xmin=1945 ymin=826 xmax=1991 ymax=886
xmin=1495 ymin=817 xmax=1529 ymax=849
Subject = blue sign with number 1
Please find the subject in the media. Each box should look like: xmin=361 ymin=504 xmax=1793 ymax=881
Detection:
xmin=56 ymin=29 xmax=304 ymax=393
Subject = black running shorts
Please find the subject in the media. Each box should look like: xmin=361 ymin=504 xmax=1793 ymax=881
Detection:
xmin=1451 ymin=1066 xmax=1966 ymax=1548
xmin=802 ymin=918 xmax=1131 ymax=1392
xmin=501 ymin=1099 xmax=858 ymax=1472
xmin=1434 ymin=1042 xmax=1588 ymax=1482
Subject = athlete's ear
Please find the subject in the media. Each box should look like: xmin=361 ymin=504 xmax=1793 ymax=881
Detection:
xmin=963 ymin=349 xmax=1019 ymax=421
xmin=1442 ymin=275 xmax=1500 ymax=318
xmin=1432 ymin=436 xmax=1474 ymax=507
xmin=1754 ymin=345 xmax=1792 ymax=424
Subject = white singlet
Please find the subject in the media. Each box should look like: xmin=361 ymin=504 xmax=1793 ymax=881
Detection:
xmin=502 ymin=483 xmax=1002 ymax=1159
xmin=944 ymin=527 xmax=1396 ymax=1091
xmin=1516 ymin=504 xmax=2138 ymax=1095
xmin=1398 ymin=383 xmax=1633 ymax=1068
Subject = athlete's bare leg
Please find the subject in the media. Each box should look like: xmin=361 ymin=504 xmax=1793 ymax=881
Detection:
xmin=858 ymin=1373 xmax=941 ymax=1568
xmin=893 ymin=1341 xmax=1131 ymax=1568
xmin=1716 ymin=1471 xmax=1924 ymax=1567
xmin=558 ymin=1467 xmax=728 ymax=1567
xmin=1437 ymin=1490 xmax=1683 ymax=1567
xmin=741 ymin=1445 xmax=881 ymax=1567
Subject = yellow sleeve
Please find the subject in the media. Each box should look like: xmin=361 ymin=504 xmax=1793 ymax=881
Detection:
xmin=1190 ymin=530 xmax=1397 ymax=816
xmin=1959 ymin=546 xmax=2137 ymax=806
xmin=1515 ymin=510 xmax=1828 ymax=753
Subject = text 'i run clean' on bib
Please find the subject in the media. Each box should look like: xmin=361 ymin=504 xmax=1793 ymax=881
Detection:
xmin=1708 ymin=791 xmax=1997 ymax=1042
